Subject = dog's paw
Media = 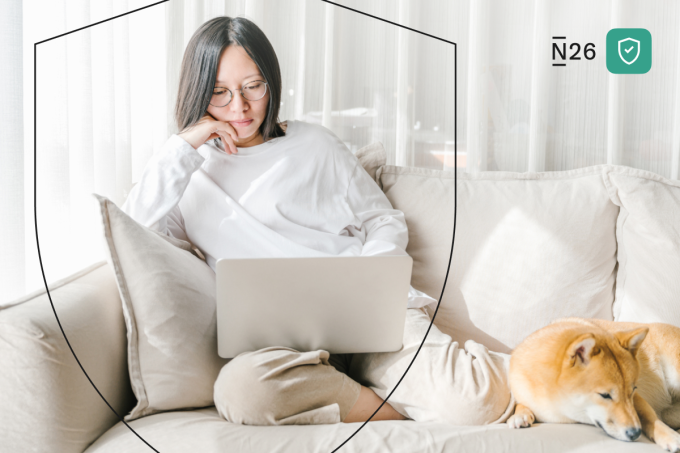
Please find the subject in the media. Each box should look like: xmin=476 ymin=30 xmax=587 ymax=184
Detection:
xmin=655 ymin=423 xmax=680 ymax=452
xmin=507 ymin=413 xmax=535 ymax=429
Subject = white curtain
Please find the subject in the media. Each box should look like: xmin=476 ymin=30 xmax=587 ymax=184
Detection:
xmin=3 ymin=0 xmax=680 ymax=304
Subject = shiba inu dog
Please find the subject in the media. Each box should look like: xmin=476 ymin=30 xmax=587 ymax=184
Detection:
xmin=508 ymin=317 xmax=680 ymax=452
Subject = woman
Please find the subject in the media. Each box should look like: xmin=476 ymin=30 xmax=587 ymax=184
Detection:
xmin=123 ymin=16 xmax=514 ymax=426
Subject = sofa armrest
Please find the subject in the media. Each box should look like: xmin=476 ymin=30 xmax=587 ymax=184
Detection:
xmin=0 ymin=261 xmax=134 ymax=453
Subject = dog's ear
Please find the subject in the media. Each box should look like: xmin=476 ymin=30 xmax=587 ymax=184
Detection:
xmin=568 ymin=334 xmax=597 ymax=366
xmin=614 ymin=327 xmax=648 ymax=357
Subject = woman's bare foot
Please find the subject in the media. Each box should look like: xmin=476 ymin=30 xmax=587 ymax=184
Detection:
xmin=343 ymin=386 xmax=408 ymax=423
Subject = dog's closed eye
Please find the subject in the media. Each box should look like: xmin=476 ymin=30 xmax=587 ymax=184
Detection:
xmin=599 ymin=393 xmax=612 ymax=400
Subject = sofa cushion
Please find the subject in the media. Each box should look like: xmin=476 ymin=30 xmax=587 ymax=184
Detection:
xmin=84 ymin=407 xmax=656 ymax=452
xmin=94 ymin=194 xmax=229 ymax=421
xmin=377 ymin=164 xmax=619 ymax=353
xmin=603 ymin=167 xmax=680 ymax=324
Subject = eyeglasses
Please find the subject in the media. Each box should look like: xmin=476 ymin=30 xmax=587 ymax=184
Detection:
xmin=210 ymin=80 xmax=268 ymax=108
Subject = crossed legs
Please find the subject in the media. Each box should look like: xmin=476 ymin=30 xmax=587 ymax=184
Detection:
xmin=214 ymin=308 xmax=514 ymax=426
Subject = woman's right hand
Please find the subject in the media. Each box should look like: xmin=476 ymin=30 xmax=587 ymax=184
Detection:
xmin=178 ymin=112 xmax=240 ymax=155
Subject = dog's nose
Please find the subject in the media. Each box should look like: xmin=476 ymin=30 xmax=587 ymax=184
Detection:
xmin=625 ymin=427 xmax=641 ymax=441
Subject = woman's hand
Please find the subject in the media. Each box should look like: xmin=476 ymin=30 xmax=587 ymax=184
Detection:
xmin=178 ymin=112 xmax=240 ymax=154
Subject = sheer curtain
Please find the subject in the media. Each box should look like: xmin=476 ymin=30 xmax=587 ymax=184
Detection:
xmin=3 ymin=0 xmax=680 ymax=304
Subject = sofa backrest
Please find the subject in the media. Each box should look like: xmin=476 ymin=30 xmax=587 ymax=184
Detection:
xmin=0 ymin=261 xmax=134 ymax=452
xmin=377 ymin=164 xmax=620 ymax=353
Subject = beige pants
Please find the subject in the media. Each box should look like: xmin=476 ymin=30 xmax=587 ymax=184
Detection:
xmin=213 ymin=308 xmax=515 ymax=426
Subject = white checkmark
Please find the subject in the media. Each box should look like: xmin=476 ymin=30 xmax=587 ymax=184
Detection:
xmin=625 ymin=46 xmax=634 ymax=53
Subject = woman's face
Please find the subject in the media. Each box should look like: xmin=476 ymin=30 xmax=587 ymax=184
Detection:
xmin=207 ymin=45 xmax=270 ymax=147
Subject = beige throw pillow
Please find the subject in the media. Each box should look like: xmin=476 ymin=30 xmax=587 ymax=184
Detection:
xmin=603 ymin=167 xmax=680 ymax=324
xmin=94 ymin=194 xmax=229 ymax=421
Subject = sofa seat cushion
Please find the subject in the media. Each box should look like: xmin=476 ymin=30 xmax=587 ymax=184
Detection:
xmin=84 ymin=407 xmax=658 ymax=452
xmin=377 ymin=164 xmax=619 ymax=353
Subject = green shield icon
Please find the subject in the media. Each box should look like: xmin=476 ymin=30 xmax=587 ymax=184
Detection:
xmin=607 ymin=28 xmax=651 ymax=74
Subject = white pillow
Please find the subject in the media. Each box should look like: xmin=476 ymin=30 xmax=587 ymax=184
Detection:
xmin=603 ymin=166 xmax=680 ymax=324
xmin=377 ymin=165 xmax=619 ymax=353
xmin=94 ymin=194 xmax=229 ymax=421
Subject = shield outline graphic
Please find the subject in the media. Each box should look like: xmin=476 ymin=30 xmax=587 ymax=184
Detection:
xmin=618 ymin=37 xmax=640 ymax=65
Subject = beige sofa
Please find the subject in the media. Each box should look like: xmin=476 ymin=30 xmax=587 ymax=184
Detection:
xmin=3 ymin=155 xmax=679 ymax=452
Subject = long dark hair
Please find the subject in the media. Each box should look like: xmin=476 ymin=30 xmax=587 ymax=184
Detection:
xmin=175 ymin=16 xmax=285 ymax=141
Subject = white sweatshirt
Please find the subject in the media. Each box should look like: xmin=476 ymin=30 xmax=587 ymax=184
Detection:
xmin=121 ymin=119 xmax=437 ymax=309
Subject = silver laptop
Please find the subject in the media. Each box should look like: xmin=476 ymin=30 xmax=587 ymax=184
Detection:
xmin=216 ymin=256 xmax=413 ymax=358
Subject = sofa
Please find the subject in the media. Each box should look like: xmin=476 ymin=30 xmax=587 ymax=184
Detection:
xmin=2 ymin=141 xmax=679 ymax=453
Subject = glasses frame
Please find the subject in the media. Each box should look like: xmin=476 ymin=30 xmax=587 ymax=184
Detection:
xmin=209 ymin=80 xmax=269 ymax=108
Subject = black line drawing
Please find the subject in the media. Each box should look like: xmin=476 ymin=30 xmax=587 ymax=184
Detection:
xmin=33 ymin=2 xmax=457 ymax=451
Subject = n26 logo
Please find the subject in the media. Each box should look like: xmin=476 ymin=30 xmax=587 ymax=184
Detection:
xmin=552 ymin=37 xmax=596 ymax=67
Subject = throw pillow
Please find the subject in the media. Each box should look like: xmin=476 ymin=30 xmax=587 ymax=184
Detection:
xmin=94 ymin=194 xmax=229 ymax=421
xmin=603 ymin=166 xmax=680 ymax=324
